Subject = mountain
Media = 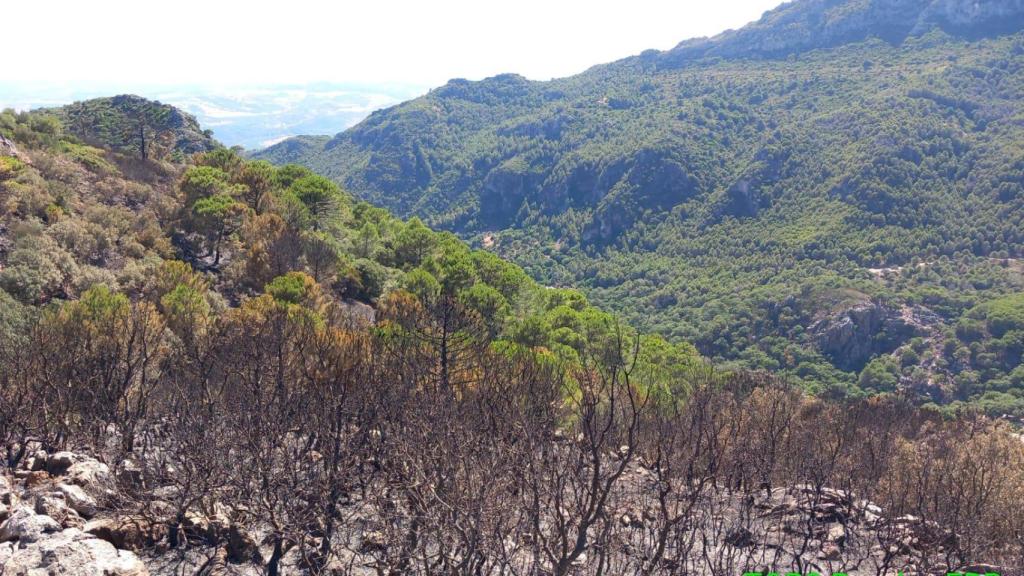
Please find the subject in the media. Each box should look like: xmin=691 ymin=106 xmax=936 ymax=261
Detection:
xmin=257 ymin=0 xmax=1024 ymax=407
xmin=4 ymin=96 xmax=1024 ymax=575
xmin=663 ymin=0 xmax=1024 ymax=62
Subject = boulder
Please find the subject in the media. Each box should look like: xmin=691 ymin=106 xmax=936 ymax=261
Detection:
xmin=84 ymin=517 xmax=166 ymax=551
xmin=28 ymin=451 xmax=49 ymax=472
xmin=0 ymin=134 xmax=27 ymax=163
xmin=57 ymin=484 xmax=98 ymax=518
xmin=46 ymin=452 xmax=80 ymax=476
xmin=65 ymin=459 xmax=114 ymax=500
xmin=182 ymin=508 xmax=230 ymax=542
xmin=225 ymin=524 xmax=261 ymax=564
xmin=34 ymin=493 xmax=82 ymax=528
xmin=2 ymin=528 xmax=148 ymax=576
xmin=811 ymin=300 xmax=919 ymax=371
xmin=0 ymin=508 xmax=61 ymax=543
xmin=825 ymin=523 xmax=846 ymax=546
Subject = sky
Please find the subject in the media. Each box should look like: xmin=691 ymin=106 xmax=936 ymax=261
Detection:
xmin=7 ymin=0 xmax=786 ymax=88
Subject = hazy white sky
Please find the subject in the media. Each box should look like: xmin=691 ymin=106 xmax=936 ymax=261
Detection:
xmin=8 ymin=0 xmax=784 ymax=87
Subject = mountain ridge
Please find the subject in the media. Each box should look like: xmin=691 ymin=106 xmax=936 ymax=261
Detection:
xmin=659 ymin=0 xmax=1024 ymax=64
xmin=255 ymin=0 xmax=1024 ymax=406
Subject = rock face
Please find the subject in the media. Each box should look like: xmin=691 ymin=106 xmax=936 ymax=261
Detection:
xmin=0 ymin=134 xmax=27 ymax=162
xmin=811 ymin=300 xmax=920 ymax=371
xmin=2 ymin=528 xmax=148 ymax=576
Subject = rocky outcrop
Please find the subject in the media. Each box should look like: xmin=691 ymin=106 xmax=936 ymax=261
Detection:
xmin=811 ymin=300 xmax=922 ymax=371
xmin=1 ymin=451 xmax=150 ymax=576
xmin=2 ymin=528 xmax=148 ymax=576
xmin=0 ymin=509 xmax=61 ymax=543
xmin=0 ymin=134 xmax=27 ymax=163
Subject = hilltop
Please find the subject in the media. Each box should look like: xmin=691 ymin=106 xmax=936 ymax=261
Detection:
xmin=51 ymin=95 xmax=217 ymax=161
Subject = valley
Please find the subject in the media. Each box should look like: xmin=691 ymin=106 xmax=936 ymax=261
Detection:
xmin=2 ymin=0 xmax=1024 ymax=574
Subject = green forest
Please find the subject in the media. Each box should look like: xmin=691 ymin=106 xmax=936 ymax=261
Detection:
xmin=4 ymin=99 xmax=1024 ymax=573
xmin=0 ymin=102 xmax=700 ymax=400
xmin=260 ymin=27 xmax=1024 ymax=412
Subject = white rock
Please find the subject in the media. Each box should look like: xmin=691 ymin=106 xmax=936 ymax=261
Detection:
xmin=46 ymin=451 xmax=80 ymax=475
xmin=2 ymin=528 xmax=148 ymax=576
xmin=0 ymin=475 xmax=13 ymax=504
xmin=0 ymin=540 xmax=14 ymax=565
xmin=57 ymin=485 xmax=98 ymax=518
xmin=826 ymin=523 xmax=845 ymax=543
xmin=28 ymin=451 xmax=49 ymax=472
xmin=34 ymin=493 xmax=71 ymax=523
xmin=65 ymin=459 xmax=114 ymax=499
xmin=0 ymin=508 xmax=61 ymax=543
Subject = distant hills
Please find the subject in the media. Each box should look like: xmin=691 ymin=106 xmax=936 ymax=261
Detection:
xmin=257 ymin=0 xmax=1024 ymax=405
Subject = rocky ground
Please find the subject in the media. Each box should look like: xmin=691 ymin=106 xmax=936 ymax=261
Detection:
xmin=0 ymin=449 xmax=1009 ymax=575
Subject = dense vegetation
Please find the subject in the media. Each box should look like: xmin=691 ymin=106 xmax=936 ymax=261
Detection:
xmin=259 ymin=1 xmax=1024 ymax=410
xmin=0 ymin=101 xmax=699 ymax=393
xmin=51 ymin=95 xmax=216 ymax=161
xmin=2 ymin=104 xmax=1024 ymax=573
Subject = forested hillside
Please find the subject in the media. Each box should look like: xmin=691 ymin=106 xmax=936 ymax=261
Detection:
xmin=0 ymin=99 xmax=698 ymax=375
xmin=51 ymin=95 xmax=217 ymax=161
xmin=4 ymin=100 xmax=1024 ymax=574
xmin=258 ymin=0 xmax=1024 ymax=410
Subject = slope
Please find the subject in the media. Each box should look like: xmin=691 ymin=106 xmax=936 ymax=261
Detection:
xmin=257 ymin=0 xmax=1024 ymax=406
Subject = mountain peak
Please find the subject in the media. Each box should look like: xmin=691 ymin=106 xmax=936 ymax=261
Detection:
xmin=663 ymin=0 xmax=1024 ymax=63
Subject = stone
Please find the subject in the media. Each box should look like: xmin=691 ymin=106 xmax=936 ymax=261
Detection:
xmin=46 ymin=451 xmax=80 ymax=476
xmin=225 ymin=524 xmax=262 ymax=564
xmin=24 ymin=471 xmax=51 ymax=490
xmin=57 ymin=484 xmax=98 ymax=518
xmin=0 ymin=541 xmax=14 ymax=565
xmin=2 ymin=528 xmax=149 ymax=575
xmin=0 ymin=503 xmax=8 ymax=522
xmin=0 ymin=508 xmax=62 ymax=543
xmin=84 ymin=517 xmax=166 ymax=551
xmin=34 ymin=493 xmax=80 ymax=527
xmin=825 ymin=523 xmax=846 ymax=546
xmin=65 ymin=458 xmax=114 ymax=499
